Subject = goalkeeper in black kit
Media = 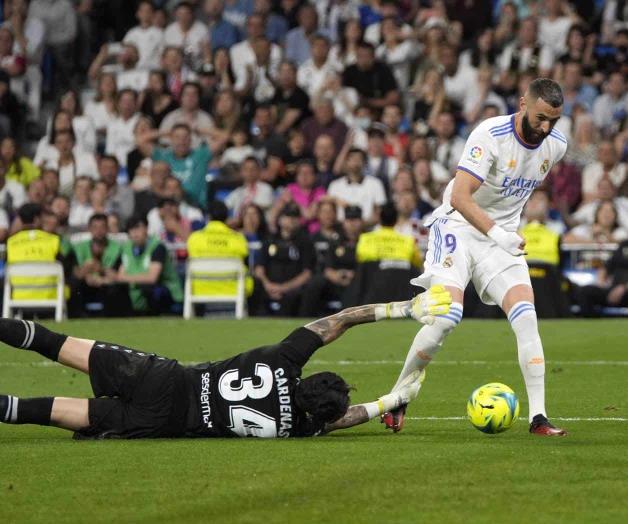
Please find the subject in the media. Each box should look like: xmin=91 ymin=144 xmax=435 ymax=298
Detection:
xmin=0 ymin=287 xmax=451 ymax=439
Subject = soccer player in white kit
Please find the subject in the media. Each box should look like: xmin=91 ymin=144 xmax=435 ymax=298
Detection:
xmin=383 ymin=78 xmax=568 ymax=436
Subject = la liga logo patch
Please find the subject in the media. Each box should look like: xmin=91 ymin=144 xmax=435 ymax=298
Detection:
xmin=468 ymin=146 xmax=483 ymax=164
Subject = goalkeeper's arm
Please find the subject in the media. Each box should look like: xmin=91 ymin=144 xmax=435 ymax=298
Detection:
xmin=303 ymin=285 xmax=452 ymax=346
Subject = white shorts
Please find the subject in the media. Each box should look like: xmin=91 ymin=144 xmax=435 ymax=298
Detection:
xmin=412 ymin=218 xmax=530 ymax=306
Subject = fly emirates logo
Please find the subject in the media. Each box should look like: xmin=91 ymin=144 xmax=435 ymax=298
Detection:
xmin=500 ymin=176 xmax=542 ymax=199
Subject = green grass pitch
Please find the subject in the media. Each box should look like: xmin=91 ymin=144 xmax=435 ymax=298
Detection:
xmin=1 ymin=317 xmax=627 ymax=524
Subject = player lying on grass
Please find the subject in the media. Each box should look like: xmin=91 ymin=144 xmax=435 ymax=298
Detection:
xmin=0 ymin=286 xmax=451 ymax=439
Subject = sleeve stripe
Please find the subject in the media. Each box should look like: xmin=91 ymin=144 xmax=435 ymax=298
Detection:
xmin=457 ymin=166 xmax=485 ymax=182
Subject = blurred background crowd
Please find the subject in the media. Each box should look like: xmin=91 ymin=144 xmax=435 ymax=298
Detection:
xmin=0 ymin=0 xmax=626 ymax=319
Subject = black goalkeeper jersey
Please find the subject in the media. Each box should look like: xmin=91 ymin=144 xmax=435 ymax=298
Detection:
xmin=183 ymin=328 xmax=324 ymax=438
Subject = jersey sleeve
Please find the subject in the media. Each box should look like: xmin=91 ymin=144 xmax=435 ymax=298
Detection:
xmin=456 ymin=125 xmax=497 ymax=183
xmin=277 ymin=327 xmax=325 ymax=369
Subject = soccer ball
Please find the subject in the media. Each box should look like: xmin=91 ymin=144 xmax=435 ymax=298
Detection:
xmin=467 ymin=383 xmax=520 ymax=434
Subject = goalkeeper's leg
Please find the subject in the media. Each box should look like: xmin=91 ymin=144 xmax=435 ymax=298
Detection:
xmin=0 ymin=318 xmax=95 ymax=373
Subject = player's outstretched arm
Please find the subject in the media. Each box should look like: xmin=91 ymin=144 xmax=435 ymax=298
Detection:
xmin=304 ymin=286 xmax=452 ymax=346
xmin=323 ymin=370 xmax=423 ymax=433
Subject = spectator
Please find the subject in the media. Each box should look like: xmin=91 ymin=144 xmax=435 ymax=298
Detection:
xmin=312 ymin=134 xmax=337 ymax=188
xmin=365 ymin=126 xmax=398 ymax=194
xmin=28 ymin=0 xmax=78 ymax=93
xmin=564 ymin=113 xmax=599 ymax=170
xmin=272 ymin=61 xmax=311 ymax=135
xmin=159 ymin=82 xmax=215 ymax=147
xmin=0 ymin=26 xmax=25 ymax=79
xmin=376 ymin=17 xmax=420 ymax=92
xmin=26 ymin=177 xmax=46 ymax=207
xmin=89 ymin=42 xmax=149 ymax=93
xmin=204 ymin=0 xmax=240 ymax=51
xmin=1 ymin=137 xmax=40 ymax=188
xmin=576 ymin=239 xmax=628 ymax=316
xmin=234 ymin=36 xmax=278 ymax=103
xmin=219 ymin=125 xmax=255 ymax=168
xmin=99 ymin=155 xmax=135 ymax=228
xmin=127 ymin=116 xmax=158 ymax=188
xmin=56 ymin=89 xmax=97 ymax=154
xmin=413 ymin=159 xmax=444 ymax=210
xmin=140 ymin=70 xmax=179 ymax=128
xmin=300 ymin=204 xmax=363 ymax=316
xmin=68 ymin=176 xmax=95 ymax=230
xmin=564 ymin=201 xmax=628 ymax=244
xmin=161 ymin=46 xmax=195 ymax=100
xmin=572 ymin=178 xmax=628 ymax=230
xmin=69 ymin=213 xmax=124 ymax=317
xmin=147 ymin=197 xmax=193 ymax=244
xmin=164 ymin=1 xmax=208 ymax=66
xmin=270 ymin=161 xmax=326 ymax=233
xmin=116 ymin=215 xmax=183 ymax=315
xmin=430 ymin=111 xmax=465 ymax=175
xmin=229 ymin=14 xmax=282 ymax=91
xmin=135 ymin=161 xmax=171 ymax=218
xmin=329 ymin=18 xmax=363 ymax=69
xmin=328 ymin=148 xmax=387 ymax=223
xmin=313 ymin=71 xmax=359 ymax=128
xmin=225 ymin=156 xmax=274 ymax=224
xmin=239 ymin=202 xmax=267 ymax=266
xmin=560 ymin=61 xmax=598 ymax=117
xmin=123 ymin=1 xmax=165 ymax=70
xmin=409 ymin=67 xmax=448 ymax=131
xmin=210 ymin=47 xmax=236 ymax=93
xmin=554 ymin=24 xmax=596 ymax=79
xmin=581 ymin=141 xmax=627 ymax=203
xmin=394 ymin=190 xmax=421 ymax=239
xmin=342 ymin=41 xmax=399 ymax=111
xmin=252 ymin=203 xmax=315 ymax=316
xmin=545 ymin=161 xmax=582 ymax=215
xmin=297 ymin=34 xmax=337 ymax=98
xmin=253 ymin=0 xmax=288 ymax=45
xmin=285 ymin=5 xmax=328 ymax=67
xmin=498 ymin=17 xmax=554 ymax=76
xmin=161 ymin=176 xmax=204 ymax=225
xmin=40 ymin=168 xmax=60 ymax=204
xmin=592 ymin=72 xmax=627 ymax=138
xmin=311 ymin=199 xmax=343 ymax=254
xmin=84 ymin=72 xmax=118 ymax=140
xmin=149 ymin=123 xmax=213 ymax=210
xmin=249 ymin=105 xmax=288 ymax=180
xmin=538 ymin=0 xmax=578 ymax=57
xmin=300 ymin=97 xmax=348 ymax=153
xmin=105 ymin=89 xmax=141 ymax=168
xmin=0 ymin=158 xmax=27 ymax=216
xmin=187 ymin=199 xmax=251 ymax=299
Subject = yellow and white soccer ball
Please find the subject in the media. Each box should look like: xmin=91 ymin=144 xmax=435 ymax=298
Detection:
xmin=467 ymin=383 xmax=520 ymax=434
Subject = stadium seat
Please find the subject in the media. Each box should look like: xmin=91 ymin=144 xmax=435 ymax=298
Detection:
xmin=2 ymin=262 xmax=66 ymax=322
xmin=183 ymin=258 xmax=247 ymax=320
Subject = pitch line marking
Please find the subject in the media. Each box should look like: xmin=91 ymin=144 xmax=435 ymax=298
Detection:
xmin=1 ymin=359 xmax=628 ymax=368
xmin=407 ymin=416 xmax=627 ymax=422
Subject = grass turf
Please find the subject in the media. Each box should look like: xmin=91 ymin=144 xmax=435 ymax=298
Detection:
xmin=0 ymin=318 xmax=627 ymax=524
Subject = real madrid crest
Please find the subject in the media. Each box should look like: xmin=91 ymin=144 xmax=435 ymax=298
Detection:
xmin=443 ymin=255 xmax=454 ymax=268
xmin=540 ymin=159 xmax=549 ymax=174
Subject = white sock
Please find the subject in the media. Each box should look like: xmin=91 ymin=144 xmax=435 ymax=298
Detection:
xmin=391 ymin=303 xmax=463 ymax=391
xmin=508 ymin=301 xmax=546 ymax=422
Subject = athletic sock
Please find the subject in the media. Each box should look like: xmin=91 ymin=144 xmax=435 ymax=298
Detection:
xmin=508 ymin=302 xmax=546 ymax=422
xmin=0 ymin=319 xmax=67 ymax=361
xmin=0 ymin=395 xmax=54 ymax=425
xmin=391 ymin=303 xmax=463 ymax=391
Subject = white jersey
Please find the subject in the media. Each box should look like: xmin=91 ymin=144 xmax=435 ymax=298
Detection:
xmin=430 ymin=114 xmax=568 ymax=231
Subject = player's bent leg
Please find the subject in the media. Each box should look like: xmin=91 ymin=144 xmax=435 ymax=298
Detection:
xmin=383 ymin=285 xmax=464 ymax=432
xmin=57 ymin=338 xmax=97 ymax=374
xmin=1 ymin=394 xmax=88 ymax=432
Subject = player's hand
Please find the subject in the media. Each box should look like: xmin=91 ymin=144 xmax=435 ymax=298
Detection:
xmin=410 ymin=285 xmax=452 ymax=324
xmin=487 ymin=225 xmax=527 ymax=256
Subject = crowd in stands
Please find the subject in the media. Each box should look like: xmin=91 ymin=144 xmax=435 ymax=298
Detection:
xmin=0 ymin=0 xmax=626 ymax=318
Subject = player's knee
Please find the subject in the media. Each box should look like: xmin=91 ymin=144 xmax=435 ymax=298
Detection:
xmin=507 ymin=301 xmax=538 ymax=335
xmin=421 ymin=303 xmax=463 ymax=345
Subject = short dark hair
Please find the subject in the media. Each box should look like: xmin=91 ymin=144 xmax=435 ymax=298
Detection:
xmin=379 ymin=202 xmax=398 ymax=227
xmin=18 ymin=203 xmax=42 ymax=225
xmin=100 ymin=154 xmax=119 ymax=167
xmin=528 ymin=78 xmax=564 ymax=108
xmin=357 ymin=41 xmax=375 ymax=53
xmin=171 ymin=123 xmax=192 ymax=134
xmin=88 ymin=213 xmax=108 ymax=226
xmin=208 ymin=200 xmax=228 ymax=222
xmin=127 ymin=215 xmax=148 ymax=230
xmin=294 ymin=372 xmax=351 ymax=425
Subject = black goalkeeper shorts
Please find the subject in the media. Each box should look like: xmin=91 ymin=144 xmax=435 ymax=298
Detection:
xmin=75 ymin=342 xmax=187 ymax=439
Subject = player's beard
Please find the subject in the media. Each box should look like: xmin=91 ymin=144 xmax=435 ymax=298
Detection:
xmin=521 ymin=112 xmax=548 ymax=144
